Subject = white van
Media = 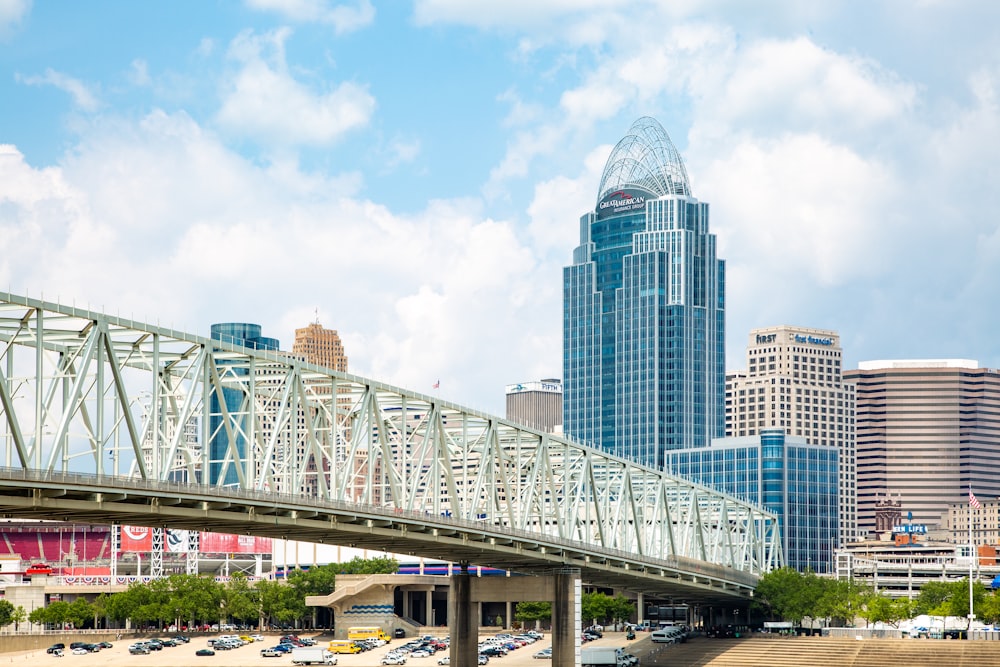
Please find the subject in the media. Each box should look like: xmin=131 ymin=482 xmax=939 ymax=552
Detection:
xmin=651 ymin=627 xmax=683 ymax=644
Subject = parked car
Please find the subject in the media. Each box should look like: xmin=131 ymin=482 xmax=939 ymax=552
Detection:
xmin=382 ymin=655 xmax=408 ymax=665
xmin=47 ymin=644 xmax=65 ymax=654
xmin=261 ymin=648 xmax=285 ymax=657
xmin=129 ymin=644 xmax=150 ymax=655
xmin=196 ymin=648 xmax=216 ymax=656
xmin=533 ymin=648 xmax=552 ymax=659
xmin=72 ymin=648 xmax=88 ymax=655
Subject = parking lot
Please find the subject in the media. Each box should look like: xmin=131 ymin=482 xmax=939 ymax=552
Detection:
xmin=7 ymin=631 xmax=636 ymax=667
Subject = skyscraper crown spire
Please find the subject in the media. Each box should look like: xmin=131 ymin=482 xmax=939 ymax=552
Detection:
xmin=597 ymin=116 xmax=691 ymax=202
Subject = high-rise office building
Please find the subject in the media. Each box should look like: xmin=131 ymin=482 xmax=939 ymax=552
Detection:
xmin=293 ymin=321 xmax=348 ymax=372
xmin=845 ymin=359 xmax=1000 ymax=536
xmin=563 ymin=117 xmax=725 ymax=469
xmin=292 ymin=320 xmax=350 ymax=497
xmin=505 ymin=379 xmax=562 ymax=433
xmin=208 ymin=323 xmax=280 ymax=486
xmin=726 ymin=326 xmax=856 ymax=545
xmin=669 ymin=429 xmax=838 ymax=573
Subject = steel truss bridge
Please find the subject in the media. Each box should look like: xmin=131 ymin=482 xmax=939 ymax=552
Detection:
xmin=0 ymin=292 xmax=782 ymax=605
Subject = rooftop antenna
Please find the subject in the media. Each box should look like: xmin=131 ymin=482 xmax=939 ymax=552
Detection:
xmin=314 ymin=308 xmax=320 ymax=325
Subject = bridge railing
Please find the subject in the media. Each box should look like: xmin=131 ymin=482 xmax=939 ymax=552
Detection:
xmin=0 ymin=291 xmax=782 ymax=579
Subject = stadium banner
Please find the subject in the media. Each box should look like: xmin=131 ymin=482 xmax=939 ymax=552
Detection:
xmin=119 ymin=526 xmax=271 ymax=554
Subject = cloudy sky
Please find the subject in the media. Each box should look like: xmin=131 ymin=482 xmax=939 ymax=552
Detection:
xmin=2 ymin=1 xmax=999 ymax=415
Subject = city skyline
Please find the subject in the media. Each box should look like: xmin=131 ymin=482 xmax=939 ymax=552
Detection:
xmin=3 ymin=2 xmax=1000 ymax=415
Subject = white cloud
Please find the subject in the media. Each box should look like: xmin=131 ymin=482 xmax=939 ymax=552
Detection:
xmin=16 ymin=68 xmax=100 ymax=112
xmin=129 ymin=59 xmax=151 ymax=86
xmin=0 ymin=0 xmax=30 ymax=39
xmin=413 ymin=0 xmax=630 ymax=33
xmin=196 ymin=37 xmax=216 ymax=57
xmin=525 ymin=144 xmax=609 ymax=256
xmin=703 ymin=134 xmax=901 ymax=287
xmin=689 ymin=37 xmax=917 ymax=147
xmin=216 ymin=28 xmax=376 ymax=146
xmin=384 ymin=137 xmax=421 ymax=169
xmin=1 ymin=111 xmax=556 ymax=412
xmin=245 ymin=0 xmax=375 ymax=34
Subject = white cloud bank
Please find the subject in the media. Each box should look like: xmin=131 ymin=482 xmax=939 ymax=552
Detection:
xmin=216 ymin=28 xmax=376 ymax=146
xmin=0 ymin=110 xmax=556 ymax=411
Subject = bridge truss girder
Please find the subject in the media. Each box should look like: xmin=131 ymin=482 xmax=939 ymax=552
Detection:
xmin=0 ymin=291 xmax=782 ymax=601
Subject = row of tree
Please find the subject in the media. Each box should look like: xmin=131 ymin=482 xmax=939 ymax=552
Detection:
xmin=515 ymin=591 xmax=634 ymax=627
xmin=24 ymin=560 xmax=999 ymax=633
xmin=754 ymin=567 xmax=1000 ymax=626
xmin=4 ymin=556 xmax=398 ymax=630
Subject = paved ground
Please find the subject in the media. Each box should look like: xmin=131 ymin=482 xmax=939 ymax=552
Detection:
xmin=4 ymin=631 xmax=640 ymax=667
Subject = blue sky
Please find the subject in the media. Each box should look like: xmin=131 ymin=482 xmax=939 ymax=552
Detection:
xmin=3 ymin=1 xmax=1000 ymax=415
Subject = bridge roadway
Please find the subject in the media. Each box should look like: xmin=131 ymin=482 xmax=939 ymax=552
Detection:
xmin=0 ymin=291 xmax=782 ymax=607
xmin=0 ymin=468 xmax=750 ymax=604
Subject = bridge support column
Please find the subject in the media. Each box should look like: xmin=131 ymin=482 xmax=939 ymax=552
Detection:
xmin=636 ymin=592 xmax=644 ymax=626
xmin=448 ymin=563 xmax=476 ymax=667
xmin=552 ymin=568 xmax=580 ymax=667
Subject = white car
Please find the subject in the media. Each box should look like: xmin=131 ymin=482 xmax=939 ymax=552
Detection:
xmin=410 ymin=650 xmax=432 ymax=658
xmin=251 ymin=634 xmax=265 ymax=642
xmin=437 ymin=658 xmax=449 ymax=666
xmin=382 ymin=655 xmax=407 ymax=666
xmin=72 ymin=648 xmax=88 ymax=656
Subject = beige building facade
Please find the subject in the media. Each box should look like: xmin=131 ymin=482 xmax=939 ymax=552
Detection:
xmin=726 ymin=325 xmax=856 ymax=544
xmin=293 ymin=321 xmax=348 ymax=372
xmin=845 ymin=359 xmax=1000 ymax=537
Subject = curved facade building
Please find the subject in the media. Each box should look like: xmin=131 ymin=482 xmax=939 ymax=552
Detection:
xmin=563 ymin=118 xmax=725 ymax=468
xmin=209 ymin=322 xmax=280 ymax=486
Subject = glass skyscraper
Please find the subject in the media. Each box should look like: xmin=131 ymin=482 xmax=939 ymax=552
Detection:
xmin=209 ymin=322 xmax=280 ymax=486
xmin=563 ymin=117 xmax=725 ymax=469
xmin=668 ymin=429 xmax=839 ymax=573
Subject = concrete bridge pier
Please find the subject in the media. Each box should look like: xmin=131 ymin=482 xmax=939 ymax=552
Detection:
xmin=448 ymin=566 xmax=582 ymax=667
xmin=552 ymin=568 xmax=581 ymax=667
xmin=449 ymin=563 xmax=477 ymax=667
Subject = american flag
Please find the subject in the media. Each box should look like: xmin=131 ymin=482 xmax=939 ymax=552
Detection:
xmin=433 ymin=380 xmax=440 ymax=389
xmin=970 ymin=488 xmax=981 ymax=509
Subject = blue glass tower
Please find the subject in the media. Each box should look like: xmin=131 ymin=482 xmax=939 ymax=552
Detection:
xmin=668 ymin=429 xmax=839 ymax=573
xmin=209 ymin=323 xmax=280 ymax=486
xmin=563 ymin=117 xmax=725 ymax=469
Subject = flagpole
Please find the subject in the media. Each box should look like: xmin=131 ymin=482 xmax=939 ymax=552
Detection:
xmin=969 ymin=485 xmax=975 ymax=624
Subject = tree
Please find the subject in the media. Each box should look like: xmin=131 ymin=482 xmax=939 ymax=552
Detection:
xmin=10 ymin=605 xmax=26 ymax=631
xmin=224 ymin=573 xmax=260 ymax=626
xmin=817 ymin=579 xmax=869 ymax=626
xmin=582 ymin=592 xmax=613 ymax=626
xmin=335 ymin=556 xmax=399 ymax=576
xmin=857 ymin=592 xmax=909 ymax=628
xmin=68 ymin=598 xmax=94 ymax=629
xmin=914 ymin=580 xmax=954 ymax=616
xmin=977 ymin=590 xmax=1000 ymax=624
xmin=257 ymin=578 xmax=303 ymax=629
xmin=515 ymin=601 xmax=551 ymax=625
xmin=607 ymin=595 xmax=635 ymax=625
xmin=0 ymin=599 xmax=16 ymax=628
